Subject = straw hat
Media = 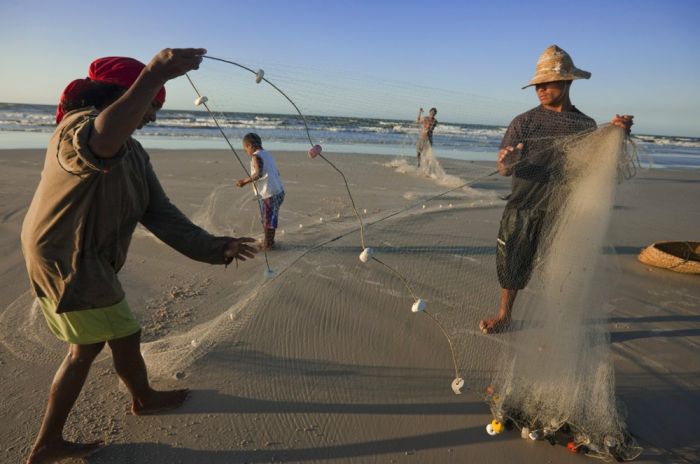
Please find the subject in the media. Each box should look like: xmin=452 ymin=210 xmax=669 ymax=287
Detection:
xmin=522 ymin=45 xmax=591 ymax=89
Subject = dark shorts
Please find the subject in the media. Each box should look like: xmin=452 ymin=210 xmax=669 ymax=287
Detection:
xmin=496 ymin=207 xmax=549 ymax=289
xmin=262 ymin=191 xmax=285 ymax=229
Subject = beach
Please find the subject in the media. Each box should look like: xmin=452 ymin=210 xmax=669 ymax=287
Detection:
xmin=1 ymin=147 xmax=698 ymax=464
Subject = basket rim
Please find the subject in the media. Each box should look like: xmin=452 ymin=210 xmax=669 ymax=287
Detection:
xmin=638 ymin=241 xmax=700 ymax=274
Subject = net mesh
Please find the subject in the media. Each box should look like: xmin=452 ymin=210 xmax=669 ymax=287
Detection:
xmin=143 ymin=58 xmax=642 ymax=460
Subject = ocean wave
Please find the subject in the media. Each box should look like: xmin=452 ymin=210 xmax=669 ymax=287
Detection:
xmin=634 ymin=135 xmax=700 ymax=149
xmin=2 ymin=104 xmax=700 ymax=158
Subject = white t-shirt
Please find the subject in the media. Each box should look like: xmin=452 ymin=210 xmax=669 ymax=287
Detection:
xmin=251 ymin=149 xmax=284 ymax=199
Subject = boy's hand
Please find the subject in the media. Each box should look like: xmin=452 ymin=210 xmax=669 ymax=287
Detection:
xmin=224 ymin=237 xmax=257 ymax=263
xmin=235 ymin=179 xmax=246 ymax=187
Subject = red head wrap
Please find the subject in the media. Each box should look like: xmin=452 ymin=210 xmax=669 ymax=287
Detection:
xmin=56 ymin=56 xmax=166 ymax=124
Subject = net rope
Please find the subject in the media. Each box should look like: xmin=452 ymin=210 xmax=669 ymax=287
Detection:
xmin=144 ymin=56 xmax=644 ymax=461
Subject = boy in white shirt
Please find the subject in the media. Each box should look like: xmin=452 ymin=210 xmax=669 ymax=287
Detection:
xmin=236 ymin=133 xmax=285 ymax=249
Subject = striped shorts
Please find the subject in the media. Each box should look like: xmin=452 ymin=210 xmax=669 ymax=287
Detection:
xmin=261 ymin=191 xmax=285 ymax=229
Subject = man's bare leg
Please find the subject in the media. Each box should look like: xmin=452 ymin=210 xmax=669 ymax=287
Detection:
xmin=479 ymin=288 xmax=517 ymax=334
xmin=27 ymin=342 xmax=106 ymax=464
xmin=108 ymin=330 xmax=189 ymax=415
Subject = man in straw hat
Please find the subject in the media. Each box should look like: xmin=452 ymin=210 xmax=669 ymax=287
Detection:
xmin=479 ymin=44 xmax=633 ymax=334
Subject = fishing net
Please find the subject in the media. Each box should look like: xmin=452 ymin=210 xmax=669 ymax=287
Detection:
xmin=135 ymin=56 xmax=643 ymax=460
xmin=483 ymin=126 xmax=642 ymax=460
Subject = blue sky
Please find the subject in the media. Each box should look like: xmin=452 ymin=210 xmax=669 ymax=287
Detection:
xmin=1 ymin=0 xmax=698 ymax=136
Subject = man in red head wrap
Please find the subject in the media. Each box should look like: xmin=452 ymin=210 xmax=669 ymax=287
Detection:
xmin=22 ymin=48 xmax=257 ymax=463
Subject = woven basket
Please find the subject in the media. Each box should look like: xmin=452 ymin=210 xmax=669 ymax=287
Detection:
xmin=638 ymin=241 xmax=700 ymax=274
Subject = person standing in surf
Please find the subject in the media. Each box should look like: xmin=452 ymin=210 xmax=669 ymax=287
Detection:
xmin=479 ymin=45 xmax=634 ymax=334
xmin=21 ymin=48 xmax=257 ymax=463
xmin=416 ymin=107 xmax=438 ymax=167
xmin=236 ymin=133 xmax=285 ymax=250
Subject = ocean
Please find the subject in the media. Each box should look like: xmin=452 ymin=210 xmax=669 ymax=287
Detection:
xmin=1 ymin=102 xmax=699 ymax=168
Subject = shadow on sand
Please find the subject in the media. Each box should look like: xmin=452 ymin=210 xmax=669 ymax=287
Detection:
xmin=91 ymin=425 xmax=490 ymax=463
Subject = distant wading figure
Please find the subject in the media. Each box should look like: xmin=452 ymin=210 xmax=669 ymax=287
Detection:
xmin=20 ymin=48 xmax=257 ymax=463
xmin=416 ymin=107 xmax=438 ymax=167
xmin=479 ymin=44 xmax=634 ymax=334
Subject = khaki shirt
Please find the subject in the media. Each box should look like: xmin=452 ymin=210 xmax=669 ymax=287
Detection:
xmin=21 ymin=108 xmax=230 ymax=313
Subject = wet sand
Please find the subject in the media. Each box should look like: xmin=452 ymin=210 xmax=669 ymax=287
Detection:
xmin=0 ymin=148 xmax=698 ymax=463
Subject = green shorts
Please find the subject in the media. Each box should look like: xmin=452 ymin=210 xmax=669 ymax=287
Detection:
xmin=38 ymin=297 xmax=141 ymax=345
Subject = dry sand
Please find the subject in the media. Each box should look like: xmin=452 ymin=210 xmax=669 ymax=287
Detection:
xmin=0 ymin=148 xmax=698 ymax=463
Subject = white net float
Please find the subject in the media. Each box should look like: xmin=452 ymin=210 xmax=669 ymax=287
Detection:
xmin=411 ymin=298 xmax=425 ymax=313
xmin=359 ymin=247 xmax=374 ymax=263
xmin=264 ymin=268 xmax=277 ymax=278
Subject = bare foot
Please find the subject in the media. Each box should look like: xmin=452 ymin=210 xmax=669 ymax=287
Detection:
xmin=256 ymin=240 xmax=274 ymax=251
xmin=27 ymin=439 xmax=103 ymax=463
xmin=479 ymin=316 xmax=511 ymax=334
xmin=132 ymin=388 xmax=190 ymax=415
